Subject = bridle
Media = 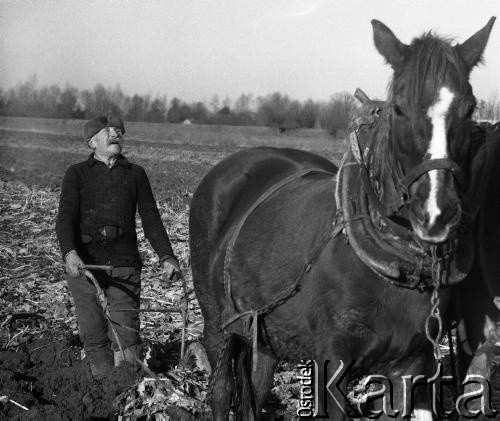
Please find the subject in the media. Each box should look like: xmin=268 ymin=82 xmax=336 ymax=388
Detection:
xmin=381 ymin=104 xmax=469 ymax=214
xmin=353 ymin=87 xmax=471 ymax=221
xmin=399 ymin=157 xmax=467 ymax=205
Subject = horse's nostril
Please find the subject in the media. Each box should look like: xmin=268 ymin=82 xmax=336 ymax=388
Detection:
xmin=410 ymin=206 xmax=429 ymax=226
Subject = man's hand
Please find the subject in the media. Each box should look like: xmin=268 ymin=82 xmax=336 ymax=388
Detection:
xmin=65 ymin=250 xmax=84 ymax=277
xmin=162 ymin=260 xmax=181 ymax=283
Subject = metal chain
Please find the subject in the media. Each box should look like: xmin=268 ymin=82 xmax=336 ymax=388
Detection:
xmin=425 ymin=246 xmax=444 ymax=361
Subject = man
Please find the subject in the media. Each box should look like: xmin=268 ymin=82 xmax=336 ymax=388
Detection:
xmin=56 ymin=115 xmax=180 ymax=377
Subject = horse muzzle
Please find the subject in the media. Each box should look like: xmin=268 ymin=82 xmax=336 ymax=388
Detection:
xmin=404 ymin=158 xmax=465 ymax=244
xmin=410 ymin=195 xmax=462 ymax=243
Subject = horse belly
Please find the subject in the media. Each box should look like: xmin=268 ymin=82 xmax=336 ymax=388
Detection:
xmin=228 ymin=232 xmax=387 ymax=363
xmin=257 ymin=248 xmax=434 ymax=374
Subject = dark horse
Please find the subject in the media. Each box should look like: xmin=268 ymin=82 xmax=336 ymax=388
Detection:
xmin=189 ymin=18 xmax=495 ymax=419
xmin=452 ymin=120 xmax=500 ymax=416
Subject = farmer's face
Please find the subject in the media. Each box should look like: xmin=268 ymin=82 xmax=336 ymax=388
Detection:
xmin=89 ymin=127 xmax=123 ymax=158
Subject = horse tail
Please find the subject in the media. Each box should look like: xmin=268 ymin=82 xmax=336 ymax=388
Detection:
xmin=234 ymin=339 xmax=257 ymax=419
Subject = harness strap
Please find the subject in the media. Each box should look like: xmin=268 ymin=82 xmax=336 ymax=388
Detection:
xmin=341 ymin=126 xmax=474 ymax=288
xmin=221 ymin=167 xmax=337 ymax=370
xmin=401 ymin=158 xmax=466 ymax=191
xmin=223 ymin=167 xmax=335 ymax=305
xmin=221 ymin=309 xmax=259 ymax=369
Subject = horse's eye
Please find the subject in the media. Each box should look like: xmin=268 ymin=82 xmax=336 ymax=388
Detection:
xmin=394 ymin=104 xmax=405 ymax=117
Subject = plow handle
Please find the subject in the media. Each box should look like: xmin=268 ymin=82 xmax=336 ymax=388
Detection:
xmin=82 ymin=264 xmax=113 ymax=272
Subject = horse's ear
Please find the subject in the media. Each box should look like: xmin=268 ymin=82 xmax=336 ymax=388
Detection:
xmin=372 ymin=19 xmax=406 ymax=68
xmin=456 ymin=16 xmax=496 ymax=71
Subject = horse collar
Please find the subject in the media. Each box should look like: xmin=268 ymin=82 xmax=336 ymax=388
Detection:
xmin=338 ymin=118 xmax=474 ymax=289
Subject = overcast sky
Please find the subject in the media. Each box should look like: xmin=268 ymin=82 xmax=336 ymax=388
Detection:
xmin=1 ymin=0 xmax=499 ymax=104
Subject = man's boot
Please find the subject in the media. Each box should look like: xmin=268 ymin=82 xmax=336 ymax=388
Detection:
xmin=88 ymin=349 xmax=114 ymax=378
xmin=114 ymin=345 xmax=141 ymax=367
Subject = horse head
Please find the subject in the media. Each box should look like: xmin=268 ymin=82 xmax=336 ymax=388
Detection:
xmin=371 ymin=18 xmax=495 ymax=244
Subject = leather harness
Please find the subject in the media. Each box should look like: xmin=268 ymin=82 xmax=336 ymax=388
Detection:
xmin=221 ymin=168 xmax=338 ymax=367
xmin=339 ymin=126 xmax=473 ymax=289
xmin=219 ymin=98 xmax=477 ymax=360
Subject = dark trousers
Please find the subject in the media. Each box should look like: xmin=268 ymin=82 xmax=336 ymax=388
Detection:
xmin=66 ymin=267 xmax=141 ymax=356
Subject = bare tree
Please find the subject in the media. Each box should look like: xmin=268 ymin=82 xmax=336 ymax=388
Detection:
xmin=191 ymin=101 xmax=209 ymax=122
xmin=56 ymin=85 xmax=79 ymax=118
xmin=257 ymin=92 xmax=293 ymax=133
xmin=299 ymin=99 xmax=319 ymax=128
xmin=484 ymin=93 xmax=500 ymax=121
xmin=126 ymin=94 xmax=147 ymax=122
xmin=234 ymin=93 xmax=254 ymax=113
xmin=320 ymin=92 xmax=359 ymax=136
xmin=209 ymin=94 xmax=220 ymax=113
xmin=145 ymin=96 xmax=167 ymax=123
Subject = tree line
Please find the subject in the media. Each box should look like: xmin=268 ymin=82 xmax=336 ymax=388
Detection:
xmin=2 ymin=76 xmax=497 ymax=135
xmin=0 ymin=75 xmax=360 ymax=135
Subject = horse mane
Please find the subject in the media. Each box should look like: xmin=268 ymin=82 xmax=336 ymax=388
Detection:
xmin=366 ymin=32 xmax=471 ymax=213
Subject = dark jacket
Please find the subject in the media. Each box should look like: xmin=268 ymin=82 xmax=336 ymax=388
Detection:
xmin=56 ymin=154 xmax=178 ymax=268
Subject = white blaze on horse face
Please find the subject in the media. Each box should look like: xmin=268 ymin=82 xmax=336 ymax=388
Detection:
xmin=425 ymin=86 xmax=455 ymax=227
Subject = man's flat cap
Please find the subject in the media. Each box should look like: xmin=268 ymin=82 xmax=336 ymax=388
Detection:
xmin=83 ymin=116 xmax=125 ymax=141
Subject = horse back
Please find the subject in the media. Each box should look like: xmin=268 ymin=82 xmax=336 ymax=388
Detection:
xmin=190 ymin=147 xmax=337 ymax=248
